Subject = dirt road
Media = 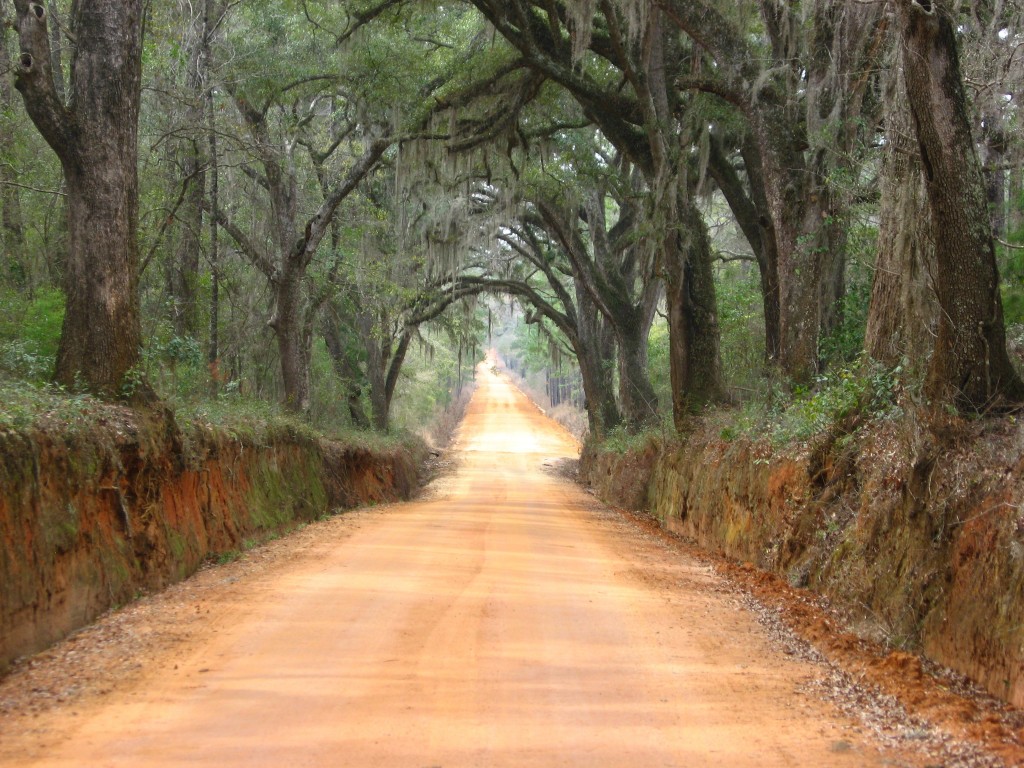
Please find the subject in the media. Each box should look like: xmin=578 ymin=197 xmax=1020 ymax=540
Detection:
xmin=4 ymin=359 xmax=916 ymax=766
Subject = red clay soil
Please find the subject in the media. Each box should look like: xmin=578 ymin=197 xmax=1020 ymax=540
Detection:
xmin=0 ymin=356 xmax=1016 ymax=766
xmin=611 ymin=506 xmax=1024 ymax=766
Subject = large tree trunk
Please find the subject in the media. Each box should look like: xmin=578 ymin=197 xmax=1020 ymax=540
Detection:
xmin=274 ymin=273 xmax=312 ymax=414
xmin=14 ymin=0 xmax=144 ymax=397
xmin=865 ymin=34 xmax=937 ymax=372
xmin=615 ymin=315 xmax=659 ymax=427
xmin=896 ymin=0 xmax=1024 ymax=408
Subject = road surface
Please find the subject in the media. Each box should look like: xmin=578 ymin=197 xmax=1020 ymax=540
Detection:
xmin=4 ymin=357 xmax=893 ymax=766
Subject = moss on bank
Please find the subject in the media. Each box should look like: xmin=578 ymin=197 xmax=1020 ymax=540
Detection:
xmin=581 ymin=406 xmax=1024 ymax=708
xmin=0 ymin=382 xmax=428 ymax=672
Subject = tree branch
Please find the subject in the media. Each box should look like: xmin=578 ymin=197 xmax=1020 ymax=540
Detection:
xmin=290 ymin=136 xmax=392 ymax=269
xmin=12 ymin=0 xmax=73 ymax=159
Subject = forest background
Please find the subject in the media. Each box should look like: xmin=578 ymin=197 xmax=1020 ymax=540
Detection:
xmin=2 ymin=0 xmax=1024 ymax=452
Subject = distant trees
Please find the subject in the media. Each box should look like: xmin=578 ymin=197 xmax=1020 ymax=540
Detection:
xmin=463 ymin=0 xmax=727 ymax=427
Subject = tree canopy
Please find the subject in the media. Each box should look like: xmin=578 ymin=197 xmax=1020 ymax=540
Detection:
xmin=4 ymin=0 xmax=1024 ymax=436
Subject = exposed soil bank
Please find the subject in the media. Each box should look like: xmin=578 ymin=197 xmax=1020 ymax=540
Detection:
xmin=0 ymin=406 xmax=426 ymax=671
xmin=580 ymin=414 xmax=1024 ymax=709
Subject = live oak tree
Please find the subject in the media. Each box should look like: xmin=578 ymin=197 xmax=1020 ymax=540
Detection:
xmin=205 ymin=3 xmax=399 ymax=414
xmin=12 ymin=0 xmax=146 ymax=397
xmin=656 ymin=0 xmax=885 ymax=384
xmin=894 ymin=0 xmax=1024 ymax=409
xmin=533 ymin=187 xmax=661 ymax=427
xmin=214 ymin=77 xmax=389 ymax=414
xmin=864 ymin=26 xmax=937 ymax=372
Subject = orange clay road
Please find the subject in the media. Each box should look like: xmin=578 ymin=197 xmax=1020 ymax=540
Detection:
xmin=5 ymin=357 xmax=899 ymax=767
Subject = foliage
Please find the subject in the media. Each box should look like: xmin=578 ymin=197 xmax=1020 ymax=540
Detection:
xmin=0 ymin=377 xmax=106 ymax=433
xmin=0 ymin=288 xmax=64 ymax=382
xmin=4 ymin=0 xmax=1024 ymax=447
xmin=715 ymin=362 xmax=904 ymax=446
xmin=713 ymin=266 xmax=767 ymax=396
xmin=599 ymin=422 xmax=668 ymax=455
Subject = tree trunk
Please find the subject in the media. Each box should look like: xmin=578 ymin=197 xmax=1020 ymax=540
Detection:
xmin=614 ymin=316 xmax=659 ymax=427
xmin=207 ymin=60 xmax=221 ymax=388
xmin=323 ymin=317 xmax=371 ymax=429
xmin=381 ymin=329 xmax=412 ymax=430
xmin=663 ymin=193 xmax=725 ymax=428
xmin=709 ymin=136 xmax=781 ymax=363
xmin=896 ymin=0 xmax=1024 ymax=408
xmin=865 ymin=35 xmax=937 ymax=372
xmin=274 ymin=273 xmax=312 ymax=413
xmin=0 ymin=9 xmax=26 ymax=288
xmin=575 ymin=284 xmax=620 ymax=437
xmin=359 ymin=312 xmax=391 ymax=432
xmin=14 ymin=0 xmax=145 ymax=397
xmin=170 ymin=31 xmax=207 ymax=338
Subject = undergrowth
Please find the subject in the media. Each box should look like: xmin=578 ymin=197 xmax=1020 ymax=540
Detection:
xmin=718 ymin=361 xmax=904 ymax=447
xmin=0 ymin=377 xmax=108 ymax=433
xmin=589 ymin=360 xmax=905 ymax=456
xmin=0 ymin=374 xmax=413 ymax=459
xmin=600 ymin=414 xmax=675 ymax=454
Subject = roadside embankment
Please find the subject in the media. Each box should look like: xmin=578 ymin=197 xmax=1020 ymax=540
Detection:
xmin=0 ymin=405 xmax=426 ymax=671
xmin=581 ymin=414 xmax=1024 ymax=708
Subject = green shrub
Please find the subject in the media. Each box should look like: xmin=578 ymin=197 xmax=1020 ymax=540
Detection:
xmin=0 ymin=288 xmax=64 ymax=382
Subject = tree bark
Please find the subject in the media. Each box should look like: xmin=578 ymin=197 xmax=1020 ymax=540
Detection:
xmin=274 ymin=272 xmax=313 ymax=413
xmin=663 ymin=191 xmax=725 ymax=427
xmin=169 ymin=16 xmax=208 ymax=339
xmin=13 ymin=0 xmax=145 ymax=397
xmin=0 ymin=7 xmax=27 ymax=288
xmin=323 ymin=315 xmax=371 ymax=429
xmin=574 ymin=284 xmax=620 ymax=437
xmin=896 ymin=0 xmax=1024 ymax=408
xmin=864 ymin=33 xmax=937 ymax=372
